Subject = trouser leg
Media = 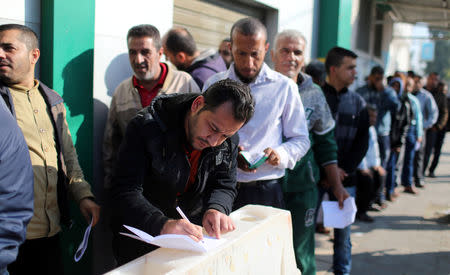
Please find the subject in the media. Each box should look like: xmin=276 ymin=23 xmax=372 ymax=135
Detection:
xmin=429 ymin=130 xmax=446 ymax=173
xmin=284 ymin=188 xmax=318 ymax=275
xmin=330 ymin=186 xmax=356 ymax=275
xmin=8 ymin=234 xmax=64 ymax=275
xmin=413 ymin=129 xmax=426 ymax=184
xmin=423 ymin=129 xmax=437 ymax=174
xmin=401 ymin=127 xmax=416 ymax=187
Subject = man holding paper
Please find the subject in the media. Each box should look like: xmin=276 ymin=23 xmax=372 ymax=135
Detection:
xmin=111 ymin=79 xmax=255 ymax=265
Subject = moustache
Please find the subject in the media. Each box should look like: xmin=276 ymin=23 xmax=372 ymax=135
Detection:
xmin=282 ymin=61 xmax=297 ymax=67
xmin=0 ymin=61 xmax=11 ymax=67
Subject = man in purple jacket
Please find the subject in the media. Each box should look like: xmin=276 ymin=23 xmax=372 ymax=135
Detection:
xmin=163 ymin=27 xmax=227 ymax=89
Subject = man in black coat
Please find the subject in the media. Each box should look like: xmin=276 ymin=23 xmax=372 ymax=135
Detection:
xmin=111 ymin=79 xmax=254 ymax=265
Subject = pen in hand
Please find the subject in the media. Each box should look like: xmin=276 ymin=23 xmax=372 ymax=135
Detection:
xmin=176 ymin=206 xmax=204 ymax=242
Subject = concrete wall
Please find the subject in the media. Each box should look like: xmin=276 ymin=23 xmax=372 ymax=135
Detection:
xmin=0 ymin=0 xmax=41 ymax=77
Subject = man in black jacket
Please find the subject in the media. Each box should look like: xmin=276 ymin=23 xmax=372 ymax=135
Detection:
xmin=111 ymin=79 xmax=254 ymax=265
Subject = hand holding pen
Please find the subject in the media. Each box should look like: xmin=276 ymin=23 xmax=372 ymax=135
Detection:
xmin=160 ymin=206 xmax=203 ymax=242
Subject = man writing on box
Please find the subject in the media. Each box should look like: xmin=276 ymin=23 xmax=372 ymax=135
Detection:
xmin=111 ymin=79 xmax=255 ymax=265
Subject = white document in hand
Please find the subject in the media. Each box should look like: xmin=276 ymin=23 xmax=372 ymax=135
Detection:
xmin=321 ymin=197 xmax=357 ymax=229
xmin=120 ymin=225 xmax=226 ymax=253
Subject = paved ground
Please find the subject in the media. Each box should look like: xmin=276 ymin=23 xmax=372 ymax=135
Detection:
xmin=316 ymin=136 xmax=450 ymax=275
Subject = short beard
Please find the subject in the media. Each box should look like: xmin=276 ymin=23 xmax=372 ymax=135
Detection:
xmin=235 ymin=67 xmax=261 ymax=84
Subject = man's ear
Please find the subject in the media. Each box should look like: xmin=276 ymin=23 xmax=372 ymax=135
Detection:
xmin=191 ymin=95 xmax=205 ymax=113
xmin=30 ymin=48 xmax=40 ymax=65
xmin=264 ymin=42 xmax=270 ymax=53
xmin=176 ymin=52 xmax=186 ymax=64
xmin=157 ymin=47 xmax=164 ymax=61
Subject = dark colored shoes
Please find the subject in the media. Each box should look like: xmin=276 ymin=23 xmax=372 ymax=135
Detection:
xmin=356 ymin=212 xmax=374 ymax=223
xmin=404 ymin=186 xmax=418 ymax=194
xmin=415 ymin=181 xmax=425 ymax=188
xmin=428 ymin=171 xmax=436 ymax=178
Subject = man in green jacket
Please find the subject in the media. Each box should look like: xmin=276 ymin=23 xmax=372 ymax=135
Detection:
xmin=271 ymin=30 xmax=349 ymax=275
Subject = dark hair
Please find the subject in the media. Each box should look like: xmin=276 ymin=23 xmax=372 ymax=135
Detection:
xmin=370 ymin=65 xmax=384 ymax=76
xmin=163 ymin=28 xmax=197 ymax=56
xmin=325 ymin=46 xmax=358 ymax=74
xmin=305 ymin=60 xmax=326 ymax=83
xmin=230 ymin=17 xmax=267 ymax=42
xmin=127 ymin=24 xmax=161 ymax=49
xmin=202 ymin=79 xmax=255 ymax=124
xmin=429 ymin=72 xmax=439 ymax=77
xmin=0 ymin=24 xmax=38 ymax=50
xmin=221 ymin=38 xmax=231 ymax=43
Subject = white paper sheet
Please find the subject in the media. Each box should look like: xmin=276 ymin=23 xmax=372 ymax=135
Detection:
xmin=120 ymin=225 xmax=226 ymax=253
xmin=321 ymin=197 xmax=357 ymax=229
xmin=74 ymin=217 xmax=93 ymax=262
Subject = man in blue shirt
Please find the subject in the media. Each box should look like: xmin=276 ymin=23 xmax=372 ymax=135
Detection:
xmin=0 ymin=96 xmax=34 ymax=275
xmin=356 ymin=66 xmax=399 ymax=169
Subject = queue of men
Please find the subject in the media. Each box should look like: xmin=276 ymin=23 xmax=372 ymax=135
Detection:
xmin=0 ymin=17 xmax=448 ymax=275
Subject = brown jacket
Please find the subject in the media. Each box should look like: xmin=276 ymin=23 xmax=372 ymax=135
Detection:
xmin=103 ymin=63 xmax=200 ymax=188
xmin=0 ymin=81 xmax=94 ymax=232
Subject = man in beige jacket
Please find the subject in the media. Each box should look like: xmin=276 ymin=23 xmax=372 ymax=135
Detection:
xmin=103 ymin=24 xmax=200 ymax=188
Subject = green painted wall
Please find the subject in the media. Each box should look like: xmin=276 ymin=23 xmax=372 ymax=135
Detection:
xmin=40 ymin=1 xmax=95 ymax=274
xmin=318 ymin=0 xmax=353 ymax=58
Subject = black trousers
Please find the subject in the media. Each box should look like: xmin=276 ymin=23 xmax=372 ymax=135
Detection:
xmin=8 ymin=234 xmax=64 ymax=275
xmin=429 ymin=129 xmax=447 ymax=173
xmin=356 ymin=169 xmax=385 ymax=212
xmin=423 ymin=128 xmax=438 ymax=174
xmin=233 ymin=178 xmax=285 ymax=211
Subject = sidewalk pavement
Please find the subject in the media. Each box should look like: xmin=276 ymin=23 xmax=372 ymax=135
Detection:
xmin=316 ymin=136 xmax=450 ymax=275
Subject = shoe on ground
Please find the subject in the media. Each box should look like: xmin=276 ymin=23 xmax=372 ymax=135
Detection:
xmin=404 ymin=186 xmax=418 ymax=194
xmin=428 ymin=171 xmax=436 ymax=178
xmin=415 ymin=181 xmax=425 ymax=188
xmin=356 ymin=212 xmax=374 ymax=223
xmin=315 ymin=223 xmax=330 ymax=234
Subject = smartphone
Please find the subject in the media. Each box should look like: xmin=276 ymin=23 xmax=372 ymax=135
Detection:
xmin=239 ymin=151 xmax=268 ymax=169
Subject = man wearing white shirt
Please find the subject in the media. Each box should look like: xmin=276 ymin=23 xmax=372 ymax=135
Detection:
xmin=203 ymin=17 xmax=310 ymax=209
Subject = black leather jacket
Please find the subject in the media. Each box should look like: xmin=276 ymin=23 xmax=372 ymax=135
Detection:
xmin=111 ymin=93 xmax=239 ymax=238
xmin=390 ymin=94 xmax=413 ymax=148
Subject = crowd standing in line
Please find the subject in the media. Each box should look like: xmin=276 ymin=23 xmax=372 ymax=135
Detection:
xmin=0 ymin=17 xmax=449 ymax=275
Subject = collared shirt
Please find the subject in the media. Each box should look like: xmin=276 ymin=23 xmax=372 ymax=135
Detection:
xmin=10 ymin=81 xmax=61 ymax=238
xmin=412 ymin=88 xmax=438 ymax=130
xmin=358 ymin=126 xmax=381 ymax=169
xmin=133 ymin=63 xmax=168 ymax=107
xmin=203 ymin=63 xmax=310 ymax=182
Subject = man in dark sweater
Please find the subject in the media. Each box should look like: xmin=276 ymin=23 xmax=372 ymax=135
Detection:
xmin=111 ymin=79 xmax=254 ymax=265
xmin=163 ymin=27 xmax=227 ymax=89
xmin=423 ymin=72 xmax=448 ymax=176
xmin=322 ymin=47 xmax=369 ymax=275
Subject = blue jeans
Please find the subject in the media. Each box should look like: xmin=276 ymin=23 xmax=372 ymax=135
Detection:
xmin=377 ymin=135 xmax=391 ymax=169
xmin=401 ymin=126 xmax=417 ymax=187
xmin=1 ymin=268 xmax=8 ymax=275
xmin=330 ymin=185 xmax=356 ymax=275
xmin=386 ymin=125 xmax=417 ymax=194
